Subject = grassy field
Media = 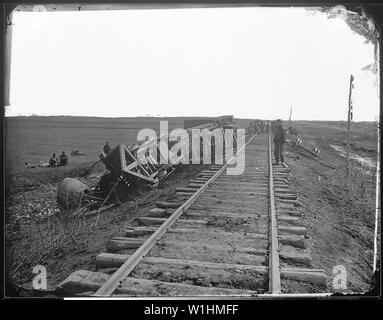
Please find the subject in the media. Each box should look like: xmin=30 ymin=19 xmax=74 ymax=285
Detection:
xmin=291 ymin=120 xmax=378 ymax=156
xmin=5 ymin=116 xmax=377 ymax=180
xmin=5 ymin=116 xmax=182 ymax=170
xmin=6 ymin=117 xmax=377 ymax=161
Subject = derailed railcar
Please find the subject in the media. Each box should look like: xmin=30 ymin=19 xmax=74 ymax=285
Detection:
xmin=57 ymin=115 xmax=238 ymax=211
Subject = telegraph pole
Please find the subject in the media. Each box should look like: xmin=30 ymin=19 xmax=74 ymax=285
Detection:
xmin=346 ymin=75 xmax=354 ymax=177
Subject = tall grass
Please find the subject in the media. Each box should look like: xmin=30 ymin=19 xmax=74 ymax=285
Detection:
xmin=319 ymin=162 xmax=377 ymax=247
xmin=8 ymin=210 xmax=101 ymax=287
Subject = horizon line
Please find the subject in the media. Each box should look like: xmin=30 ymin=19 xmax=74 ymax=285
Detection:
xmin=4 ymin=114 xmax=378 ymax=122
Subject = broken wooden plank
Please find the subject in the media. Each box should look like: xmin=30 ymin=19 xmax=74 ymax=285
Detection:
xmin=280 ymin=251 xmax=312 ymax=266
xmin=137 ymin=216 xmax=207 ymax=226
xmin=278 ymin=225 xmax=307 ymax=236
xmin=175 ymin=192 xmax=193 ymax=197
xmin=279 ymin=235 xmax=306 ymax=249
xmin=203 ymin=189 xmax=268 ymax=195
xmin=275 ymin=188 xmax=297 ymax=194
xmin=199 ymin=170 xmax=221 ymax=174
xmin=278 ymin=215 xmax=301 ymax=226
xmin=188 ymin=179 xmax=207 ymax=184
xmin=276 ymin=194 xmax=297 ymax=200
xmin=106 ymin=238 xmax=145 ymax=252
xmin=277 ymin=199 xmax=298 ymax=205
xmin=57 ymin=270 xmax=259 ymax=296
xmin=189 ymin=183 xmax=206 ymax=188
xmin=155 ymin=201 xmax=182 ymax=209
xmin=175 ymin=187 xmax=199 ymax=192
xmin=149 ymin=207 xmax=167 ymax=214
xmin=95 ymin=254 xmax=326 ymax=287
xmin=96 ymin=253 xmax=268 ymax=272
xmin=189 ymin=205 xmax=267 ymax=215
xmin=278 ymin=210 xmax=302 ymax=217
xmin=186 ymin=210 xmax=267 ymax=219
xmin=278 ymin=215 xmax=299 ymax=222
xmin=145 ymin=208 xmax=170 ymax=218
xmin=281 ymin=268 xmax=327 ymax=287
xmin=210 ymin=166 xmax=224 ymax=170
xmin=197 ymin=194 xmax=268 ymax=202
xmin=125 ymin=226 xmax=195 ymax=237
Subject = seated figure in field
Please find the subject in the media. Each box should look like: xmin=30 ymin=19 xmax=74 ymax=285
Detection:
xmin=59 ymin=151 xmax=69 ymax=166
xmin=49 ymin=153 xmax=59 ymax=167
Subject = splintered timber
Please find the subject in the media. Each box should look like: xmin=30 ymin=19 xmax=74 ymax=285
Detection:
xmin=144 ymin=304 xmax=239 ymax=317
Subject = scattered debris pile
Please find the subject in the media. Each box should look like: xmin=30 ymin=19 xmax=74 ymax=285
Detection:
xmin=71 ymin=150 xmax=87 ymax=156
xmin=288 ymin=137 xmax=321 ymax=159
xmin=57 ymin=178 xmax=95 ymax=210
xmin=286 ymin=134 xmax=335 ymax=169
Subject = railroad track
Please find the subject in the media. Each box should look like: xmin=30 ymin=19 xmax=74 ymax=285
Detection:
xmin=57 ymin=133 xmax=327 ymax=296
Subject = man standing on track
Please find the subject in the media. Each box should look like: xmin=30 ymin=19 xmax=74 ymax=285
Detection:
xmin=273 ymin=119 xmax=286 ymax=165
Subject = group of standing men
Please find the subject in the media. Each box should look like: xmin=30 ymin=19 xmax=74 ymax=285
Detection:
xmin=249 ymin=119 xmax=267 ymax=135
xmin=248 ymin=119 xmax=286 ymax=166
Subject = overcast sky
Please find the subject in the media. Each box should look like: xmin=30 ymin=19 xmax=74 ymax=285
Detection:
xmin=7 ymin=7 xmax=379 ymax=121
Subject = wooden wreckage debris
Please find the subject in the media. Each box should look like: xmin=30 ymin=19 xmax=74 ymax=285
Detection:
xmin=286 ymin=138 xmax=336 ymax=169
xmin=57 ymin=116 xmax=238 ymax=214
xmin=97 ymin=117 xmax=236 ymax=191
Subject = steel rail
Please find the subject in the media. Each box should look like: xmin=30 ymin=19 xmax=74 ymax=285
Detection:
xmin=268 ymin=130 xmax=281 ymax=294
xmin=94 ymin=134 xmax=256 ymax=296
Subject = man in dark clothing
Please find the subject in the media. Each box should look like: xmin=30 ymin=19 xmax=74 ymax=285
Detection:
xmin=103 ymin=141 xmax=112 ymax=155
xmin=271 ymin=120 xmax=277 ymax=134
xmin=49 ymin=153 xmax=59 ymax=167
xmin=59 ymin=151 xmax=68 ymax=166
xmin=273 ymin=119 xmax=286 ymax=165
xmin=254 ymin=121 xmax=259 ymax=135
xmin=260 ymin=120 xmax=264 ymax=134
